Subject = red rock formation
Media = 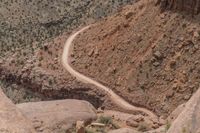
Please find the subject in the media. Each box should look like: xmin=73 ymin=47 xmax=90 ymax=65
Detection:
xmin=158 ymin=0 xmax=200 ymax=14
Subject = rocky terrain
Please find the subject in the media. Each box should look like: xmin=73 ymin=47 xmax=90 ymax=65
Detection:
xmin=1 ymin=0 xmax=200 ymax=132
xmin=0 ymin=0 xmax=135 ymax=105
xmin=0 ymin=88 xmax=97 ymax=133
xmin=72 ymin=0 xmax=200 ymax=117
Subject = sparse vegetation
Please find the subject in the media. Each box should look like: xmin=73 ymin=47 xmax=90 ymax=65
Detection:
xmin=98 ymin=116 xmax=120 ymax=129
xmin=0 ymin=0 xmax=134 ymax=104
xmin=138 ymin=122 xmax=148 ymax=132
xmin=1 ymin=0 xmax=200 ymax=132
xmin=72 ymin=0 xmax=200 ymax=116
xmin=98 ymin=116 xmax=112 ymax=125
xmin=165 ymin=121 xmax=171 ymax=132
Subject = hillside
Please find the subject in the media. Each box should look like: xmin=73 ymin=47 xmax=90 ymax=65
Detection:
xmin=72 ymin=0 xmax=200 ymax=117
xmin=0 ymin=0 xmax=134 ymax=57
xmin=0 ymin=0 xmax=134 ymax=104
xmin=1 ymin=0 xmax=200 ymax=132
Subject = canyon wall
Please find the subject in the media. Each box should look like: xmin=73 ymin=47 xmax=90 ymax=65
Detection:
xmin=157 ymin=0 xmax=200 ymax=14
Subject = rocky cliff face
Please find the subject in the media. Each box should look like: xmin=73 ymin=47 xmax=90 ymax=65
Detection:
xmin=158 ymin=0 xmax=200 ymax=14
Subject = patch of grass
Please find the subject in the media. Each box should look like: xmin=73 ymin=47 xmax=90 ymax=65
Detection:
xmin=97 ymin=116 xmax=120 ymax=130
xmin=98 ymin=116 xmax=112 ymax=125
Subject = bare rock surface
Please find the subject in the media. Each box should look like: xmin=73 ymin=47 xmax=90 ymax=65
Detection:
xmin=103 ymin=110 xmax=134 ymax=122
xmin=167 ymin=103 xmax=185 ymax=122
xmin=167 ymin=88 xmax=200 ymax=133
xmin=0 ymin=89 xmax=36 ymax=133
xmin=108 ymin=128 xmax=140 ymax=133
xmin=17 ymin=99 xmax=97 ymax=133
xmin=102 ymin=110 xmax=162 ymax=131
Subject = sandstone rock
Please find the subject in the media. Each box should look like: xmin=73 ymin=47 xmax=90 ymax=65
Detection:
xmin=160 ymin=13 xmax=165 ymax=19
xmin=103 ymin=110 xmax=136 ymax=122
xmin=0 ymin=89 xmax=36 ymax=133
xmin=135 ymin=34 xmax=143 ymax=43
xmin=17 ymin=99 xmax=97 ymax=133
xmin=108 ymin=128 xmax=140 ymax=133
xmin=153 ymin=61 xmax=160 ymax=67
xmin=153 ymin=51 xmax=163 ymax=60
xmin=166 ymin=91 xmax=174 ymax=98
xmin=194 ymin=44 xmax=199 ymax=50
xmin=146 ymin=126 xmax=166 ymax=133
xmin=172 ymin=83 xmax=178 ymax=90
xmin=183 ymin=94 xmax=191 ymax=100
xmin=88 ymin=48 xmax=94 ymax=57
xmin=193 ymin=31 xmax=200 ymax=38
xmin=159 ymin=116 xmax=166 ymax=125
xmin=126 ymin=118 xmax=139 ymax=127
xmin=167 ymin=88 xmax=200 ymax=133
xmin=125 ymin=11 xmax=134 ymax=19
xmin=91 ymin=122 xmax=105 ymax=127
xmin=169 ymin=60 xmax=176 ymax=68
xmin=167 ymin=103 xmax=185 ymax=122
xmin=76 ymin=121 xmax=85 ymax=133
xmin=94 ymin=47 xmax=99 ymax=56
xmin=133 ymin=115 xmax=144 ymax=122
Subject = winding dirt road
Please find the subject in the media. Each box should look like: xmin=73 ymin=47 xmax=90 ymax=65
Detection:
xmin=62 ymin=25 xmax=159 ymax=121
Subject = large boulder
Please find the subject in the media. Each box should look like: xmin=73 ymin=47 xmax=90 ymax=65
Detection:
xmin=167 ymin=88 xmax=200 ymax=133
xmin=17 ymin=99 xmax=97 ymax=133
xmin=0 ymin=89 xmax=35 ymax=133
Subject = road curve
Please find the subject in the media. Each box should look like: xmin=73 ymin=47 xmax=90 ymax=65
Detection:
xmin=62 ymin=25 xmax=158 ymax=120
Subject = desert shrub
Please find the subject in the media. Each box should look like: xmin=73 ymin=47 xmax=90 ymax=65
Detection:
xmin=165 ymin=121 xmax=171 ymax=132
xmin=98 ymin=116 xmax=112 ymax=125
xmin=98 ymin=116 xmax=120 ymax=129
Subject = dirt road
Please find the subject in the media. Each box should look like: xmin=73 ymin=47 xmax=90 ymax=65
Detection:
xmin=62 ymin=25 xmax=159 ymax=121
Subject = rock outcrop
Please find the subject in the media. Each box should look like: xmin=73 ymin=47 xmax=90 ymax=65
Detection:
xmin=17 ymin=99 xmax=97 ymax=133
xmin=157 ymin=0 xmax=200 ymax=14
xmin=0 ymin=89 xmax=36 ymax=133
xmin=167 ymin=88 xmax=200 ymax=133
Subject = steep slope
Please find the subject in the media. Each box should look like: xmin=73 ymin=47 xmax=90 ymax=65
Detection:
xmin=0 ymin=0 xmax=135 ymax=104
xmin=167 ymin=88 xmax=200 ymax=133
xmin=72 ymin=0 xmax=200 ymax=116
xmin=0 ymin=0 xmax=134 ymax=58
